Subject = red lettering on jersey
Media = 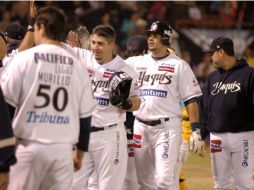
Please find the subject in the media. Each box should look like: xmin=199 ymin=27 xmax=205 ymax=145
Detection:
xmin=136 ymin=67 xmax=147 ymax=71
xmin=210 ymin=140 xmax=222 ymax=153
xmin=88 ymin=69 xmax=94 ymax=77
xmin=158 ymin=66 xmax=174 ymax=72
xmin=133 ymin=134 xmax=142 ymax=148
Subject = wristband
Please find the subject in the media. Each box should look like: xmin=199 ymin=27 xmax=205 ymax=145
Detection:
xmin=191 ymin=122 xmax=200 ymax=131
xmin=27 ymin=17 xmax=35 ymax=32
xmin=121 ymin=99 xmax=132 ymax=110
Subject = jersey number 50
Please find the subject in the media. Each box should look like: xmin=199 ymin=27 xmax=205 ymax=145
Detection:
xmin=34 ymin=84 xmax=68 ymax=112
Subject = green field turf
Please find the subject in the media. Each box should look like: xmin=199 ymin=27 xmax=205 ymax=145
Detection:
xmin=182 ymin=152 xmax=213 ymax=190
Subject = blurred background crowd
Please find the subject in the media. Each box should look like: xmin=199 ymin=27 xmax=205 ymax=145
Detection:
xmin=1 ymin=1 xmax=254 ymax=87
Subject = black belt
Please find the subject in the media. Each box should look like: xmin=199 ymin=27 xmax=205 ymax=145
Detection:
xmin=90 ymin=124 xmax=118 ymax=132
xmin=136 ymin=117 xmax=169 ymax=126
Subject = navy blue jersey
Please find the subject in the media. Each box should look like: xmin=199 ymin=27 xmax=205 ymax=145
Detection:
xmin=0 ymin=87 xmax=16 ymax=172
xmin=200 ymin=58 xmax=254 ymax=138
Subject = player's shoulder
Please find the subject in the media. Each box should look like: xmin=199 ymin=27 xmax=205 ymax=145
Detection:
xmin=113 ymin=55 xmax=138 ymax=78
xmin=125 ymin=53 xmax=150 ymax=68
xmin=62 ymin=43 xmax=92 ymax=60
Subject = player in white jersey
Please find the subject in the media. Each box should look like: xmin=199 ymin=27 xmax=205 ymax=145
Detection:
xmin=126 ymin=21 xmax=204 ymax=190
xmin=67 ymin=25 xmax=140 ymax=190
xmin=0 ymin=6 xmax=96 ymax=190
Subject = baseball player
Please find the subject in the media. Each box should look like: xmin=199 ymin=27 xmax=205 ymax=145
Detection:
xmin=123 ymin=35 xmax=148 ymax=190
xmin=0 ymin=87 xmax=16 ymax=190
xmin=126 ymin=21 xmax=203 ymax=189
xmin=0 ymin=37 xmax=16 ymax=190
xmin=0 ymin=6 xmax=96 ymax=190
xmin=200 ymin=37 xmax=254 ymax=189
xmin=64 ymin=25 xmax=141 ymax=190
xmin=168 ymin=47 xmax=192 ymax=190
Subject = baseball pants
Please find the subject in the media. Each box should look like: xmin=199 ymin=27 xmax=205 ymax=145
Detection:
xmin=133 ymin=117 xmax=182 ymax=190
xmin=210 ymin=131 xmax=254 ymax=190
xmin=72 ymin=124 xmax=128 ymax=190
xmin=8 ymin=140 xmax=73 ymax=190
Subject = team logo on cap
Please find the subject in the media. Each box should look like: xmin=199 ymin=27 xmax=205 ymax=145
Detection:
xmin=164 ymin=30 xmax=171 ymax=37
xmin=151 ymin=22 xmax=158 ymax=31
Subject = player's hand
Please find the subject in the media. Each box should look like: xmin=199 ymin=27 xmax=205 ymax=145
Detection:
xmin=0 ymin=172 xmax=9 ymax=190
xmin=178 ymin=140 xmax=189 ymax=162
xmin=73 ymin=149 xmax=84 ymax=172
xmin=66 ymin=31 xmax=80 ymax=48
xmin=30 ymin=0 xmax=37 ymax=17
xmin=190 ymin=129 xmax=205 ymax=157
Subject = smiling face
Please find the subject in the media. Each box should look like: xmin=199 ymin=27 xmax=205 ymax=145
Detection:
xmin=91 ymin=34 xmax=114 ymax=64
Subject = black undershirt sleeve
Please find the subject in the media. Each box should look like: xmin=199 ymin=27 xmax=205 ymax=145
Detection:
xmin=76 ymin=116 xmax=91 ymax=152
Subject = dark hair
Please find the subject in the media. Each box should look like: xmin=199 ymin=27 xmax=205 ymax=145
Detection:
xmin=125 ymin=35 xmax=148 ymax=58
xmin=35 ymin=6 xmax=67 ymax=41
xmin=91 ymin=25 xmax=116 ymax=43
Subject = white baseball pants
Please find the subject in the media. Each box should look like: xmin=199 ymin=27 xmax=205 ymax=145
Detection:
xmin=210 ymin=131 xmax=254 ymax=190
xmin=8 ymin=140 xmax=73 ymax=190
xmin=72 ymin=124 xmax=128 ymax=190
xmin=133 ymin=118 xmax=182 ymax=190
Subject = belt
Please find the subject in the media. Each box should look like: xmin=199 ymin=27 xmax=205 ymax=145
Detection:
xmin=136 ymin=117 xmax=169 ymax=126
xmin=90 ymin=124 xmax=118 ymax=132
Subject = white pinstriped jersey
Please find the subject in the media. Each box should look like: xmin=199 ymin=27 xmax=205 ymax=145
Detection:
xmin=1 ymin=44 xmax=96 ymax=144
xmin=126 ymin=52 xmax=202 ymax=120
xmin=63 ymin=44 xmax=140 ymax=127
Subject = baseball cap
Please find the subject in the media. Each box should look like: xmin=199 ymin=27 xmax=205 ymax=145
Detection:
xmin=204 ymin=37 xmax=235 ymax=56
xmin=126 ymin=35 xmax=148 ymax=52
xmin=5 ymin=22 xmax=26 ymax=40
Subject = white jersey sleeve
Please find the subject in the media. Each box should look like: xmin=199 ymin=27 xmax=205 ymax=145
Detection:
xmin=178 ymin=61 xmax=202 ymax=102
xmin=1 ymin=44 xmax=96 ymax=144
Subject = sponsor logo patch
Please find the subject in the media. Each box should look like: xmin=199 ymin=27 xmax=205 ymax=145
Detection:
xmin=103 ymin=69 xmax=114 ymax=78
xmin=162 ymin=130 xmax=169 ymax=160
xmin=210 ymin=140 xmax=222 ymax=153
xmin=133 ymin=134 xmax=142 ymax=148
xmin=158 ymin=66 xmax=174 ymax=72
xmin=140 ymin=89 xmax=167 ymax=98
xmin=114 ymin=132 xmax=120 ymax=165
xmin=242 ymin=139 xmax=249 ymax=167
xmin=95 ymin=97 xmax=109 ymax=106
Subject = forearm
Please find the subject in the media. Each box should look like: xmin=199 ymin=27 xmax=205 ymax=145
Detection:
xmin=18 ymin=31 xmax=34 ymax=52
xmin=185 ymin=101 xmax=199 ymax=124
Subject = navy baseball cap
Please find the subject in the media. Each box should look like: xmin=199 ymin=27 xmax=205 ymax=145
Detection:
xmin=5 ymin=22 xmax=26 ymax=40
xmin=204 ymin=37 xmax=235 ymax=56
